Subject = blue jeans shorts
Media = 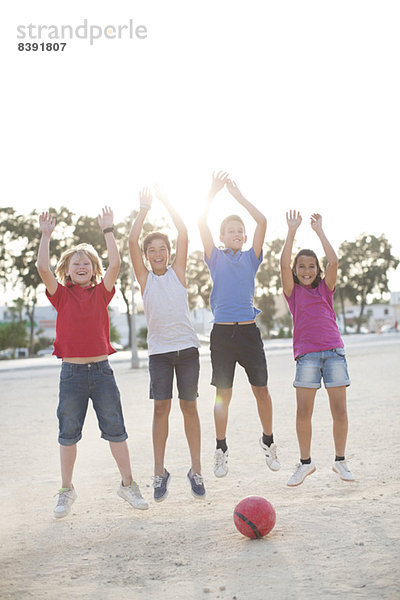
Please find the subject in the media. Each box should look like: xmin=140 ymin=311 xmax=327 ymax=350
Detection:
xmin=57 ymin=360 xmax=128 ymax=446
xmin=294 ymin=348 xmax=351 ymax=389
xmin=210 ymin=323 xmax=268 ymax=389
xmin=149 ymin=346 xmax=200 ymax=401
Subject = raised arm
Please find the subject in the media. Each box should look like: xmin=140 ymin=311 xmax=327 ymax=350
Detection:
xmin=36 ymin=211 xmax=58 ymax=296
xmin=98 ymin=206 xmax=121 ymax=292
xmin=225 ymin=178 xmax=266 ymax=259
xmin=153 ymin=185 xmax=188 ymax=285
xmin=128 ymin=188 xmax=151 ymax=295
xmin=198 ymin=170 xmax=229 ymax=260
xmin=310 ymin=213 xmax=338 ymax=291
xmin=280 ymin=210 xmax=302 ymax=298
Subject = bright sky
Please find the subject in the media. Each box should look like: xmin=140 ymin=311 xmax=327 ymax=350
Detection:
xmin=2 ymin=1 xmax=400 ymax=291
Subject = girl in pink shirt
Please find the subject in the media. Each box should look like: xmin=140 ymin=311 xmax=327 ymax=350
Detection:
xmin=280 ymin=211 xmax=354 ymax=487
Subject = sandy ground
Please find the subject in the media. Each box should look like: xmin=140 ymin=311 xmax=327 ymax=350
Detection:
xmin=0 ymin=335 xmax=399 ymax=600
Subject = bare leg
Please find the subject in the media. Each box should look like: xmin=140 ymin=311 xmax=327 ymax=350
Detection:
xmin=214 ymin=388 xmax=232 ymax=440
xmin=153 ymin=399 xmax=172 ymax=476
xmin=295 ymin=387 xmax=318 ymax=459
xmin=251 ymin=385 xmax=273 ymax=435
xmin=327 ymin=386 xmax=348 ymax=457
xmin=60 ymin=444 xmax=77 ymax=489
xmin=109 ymin=441 xmax=133 ymax=486
xmin=180 ymin=399 xmax=201 ymax=474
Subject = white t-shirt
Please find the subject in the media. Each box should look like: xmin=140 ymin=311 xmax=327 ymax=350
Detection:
xmin=143 ymin=267 xmax=200 ymax=355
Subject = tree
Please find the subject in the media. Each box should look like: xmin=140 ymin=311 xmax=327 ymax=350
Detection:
xmin=255 ymin=238 xmax=285 ymax=337
xmin=0 ymin=207 xmax=74 ymax=355
xmin=338 ymin=234 xmax=399 ymax=332
xmin=186 ymin=250 xmax=212 ymax=310
xmin=0 ymin=321 xmax=28 ymax=354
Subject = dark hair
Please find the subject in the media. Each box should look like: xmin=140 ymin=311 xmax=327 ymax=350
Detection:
xmin=143 ymin=232 xmax=171 ymax=255
xmin=220 ymin=214 xmax=245 ymax=236
xmin=292 ymin=249 xmax=323 ymax=288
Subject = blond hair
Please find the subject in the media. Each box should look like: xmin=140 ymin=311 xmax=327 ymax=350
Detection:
xmin=55 ymin=243 xmax=103 ymax=286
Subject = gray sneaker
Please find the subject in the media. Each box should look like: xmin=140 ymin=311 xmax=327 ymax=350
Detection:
xmin=118 ymin=481 xmax=149 ymax=510
xmin=152 ymin=469 xmax=171 ymax=502
xmin=187 ymin=470 xmax=206 ymax=499
xmin=53 ymin=486 xmax=77 ymax=518
xmin=287 ymin=462 xmax=316 ymax=486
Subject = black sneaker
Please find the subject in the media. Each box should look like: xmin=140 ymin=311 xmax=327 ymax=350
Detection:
xmin=187 ymin=470 xmax=206 ymax=499
xmin=152 ymin=469 xmax=170 ymax=502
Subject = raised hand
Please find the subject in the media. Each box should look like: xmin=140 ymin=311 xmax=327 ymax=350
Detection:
xmin=210 ymin=170 xmax=229 ymax=195
xmin=286 ymin=210 xmax=302 ymax=231
xmin=139 ymin=187 xmax=153 ymax=210
xmin=310 ymin=213 xmax=323 ymax=233
xmin=153 ymin=184 xmax=167 ymax=204
xmin=225 ymin=178 xmax=242 ymax=200
xmin=39 ymin=211 xmax=56 ymax=237
xmin=98 ymin=206 xmax=114 ymax=230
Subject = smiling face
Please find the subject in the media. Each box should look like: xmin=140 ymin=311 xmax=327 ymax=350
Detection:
xmin=220 ymin=219 xmax=247 ymax=252
xmin=292 ymin=250 xmax=322 ymax=287
xmin=145 ymin=237 xmax=170 ymax=275
xmin=66 ymin=251 xmax=94 ymax=287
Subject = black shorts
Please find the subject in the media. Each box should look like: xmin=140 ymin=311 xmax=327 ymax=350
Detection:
xmin=149 ymin=346 xmax=200 ymax=401
xmin=210 ymin=323 xmax=268 ymax=389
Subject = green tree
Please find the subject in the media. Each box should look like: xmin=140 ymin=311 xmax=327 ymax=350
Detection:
xmin=0 ymin=207 xmax=74 ymax=355
xmin=338 ymin=234 xmax=399 ymax=333
xmin=255 ymin=238 xmax=285 ymax=337
xmin=0 ymin=321 xmax=28 ymax=354
xmin=186 ymin=250 xmax=212 ymax=310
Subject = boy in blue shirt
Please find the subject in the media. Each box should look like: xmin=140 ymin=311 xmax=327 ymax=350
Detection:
xmin=198 ymin=171 xmax=280 ymax=478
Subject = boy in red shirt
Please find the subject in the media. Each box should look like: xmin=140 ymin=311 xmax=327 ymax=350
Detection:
xmin=37 ymin=207 xmax=148 ymax=518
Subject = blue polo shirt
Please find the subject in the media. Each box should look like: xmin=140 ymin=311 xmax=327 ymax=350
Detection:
xmin=205 ymin=246 xmax=262 ymax=322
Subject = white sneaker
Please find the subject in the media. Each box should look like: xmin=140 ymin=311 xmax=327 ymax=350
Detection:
xmin=118 ymin=481 xmax=149 ymax=510
xmin=214 ymin=449 xmax=229 ymax=477
xmin=259 ymin=439 xmax=281 ymax=471
xmin=53 ymin=486 xmax=77 ymax=518
xmin=332 ymin=460 xmax=355 ymax=482
xmin=287 ymin=462 xmax=316 ymax=487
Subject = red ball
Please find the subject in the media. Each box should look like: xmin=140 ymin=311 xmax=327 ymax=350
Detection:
xmin=233 ymin=496 xmax=276 ymax=538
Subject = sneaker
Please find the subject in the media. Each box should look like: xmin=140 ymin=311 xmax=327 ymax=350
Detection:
xmin=214 ymin=449 xmax=229 ymax=477
xmin=187 ymin=470 xmax=206 ymax=499
xmin=53 ymin=486 xmax=77 ymax=518
xmin=152 ymin=469 xmax=171 ymax=502
xmin=332 ymin=460 xmax=355 ymax=482
xmin=287 ymin=461 xmax=316 ymax=486
xmin=118 ymin=480 xmax=149 ymax=510
xmin=259 ymin=438 xmax=281 ymax=471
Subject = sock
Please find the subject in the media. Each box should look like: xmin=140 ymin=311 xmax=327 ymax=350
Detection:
xmin=216 ymin=438 xmax=228 ymax=453
xmin=301 ymin=457 xmax=311 ymax=465
xmin=335 ymin=455 xmax=345 ymax=462
xmin=262 ymin=433 xmax=274 ymax=447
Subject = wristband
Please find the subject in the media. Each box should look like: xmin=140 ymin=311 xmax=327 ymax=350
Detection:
xmin=103 ymin=227 xmax=114 ymax=234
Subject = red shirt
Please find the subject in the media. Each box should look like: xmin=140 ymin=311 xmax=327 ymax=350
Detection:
xmin=46 ymin=280 xmax=116 ymax=358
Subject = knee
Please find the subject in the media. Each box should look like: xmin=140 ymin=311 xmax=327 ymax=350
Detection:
xmin=180 ymin=399 xmax=198 ymax=416
xmin=153 ymin=401 xmax=171 ymax=418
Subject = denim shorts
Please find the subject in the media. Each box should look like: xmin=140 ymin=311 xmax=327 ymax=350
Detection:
xmin=149 ymin=346 xmax=200 ymax=401
xmin=57 ymin=360 xmax=128 ymax=446
xmin=210 ymin=323 xmax=268 ymax=389
xmin=294 ymin=348 xmax=351 ymax=389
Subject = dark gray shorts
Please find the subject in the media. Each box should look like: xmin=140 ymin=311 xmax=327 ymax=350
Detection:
xmin=149 ymin=346 xmax=200 ymax=401
xmin=210 ymin=323 xmax=268 ymax=389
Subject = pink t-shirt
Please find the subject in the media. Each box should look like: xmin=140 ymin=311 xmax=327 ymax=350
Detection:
xmin=46 ymin=280 xmax=116 ymax=358
xmin=284 ymin=279 xmax=344 ymax=359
